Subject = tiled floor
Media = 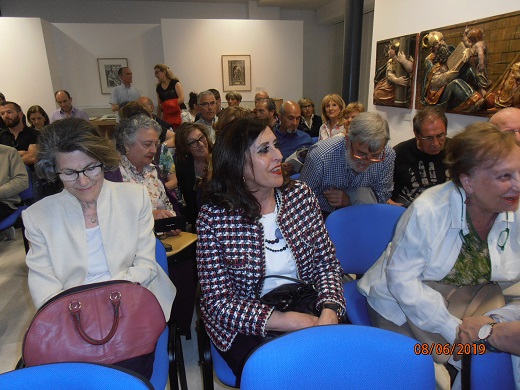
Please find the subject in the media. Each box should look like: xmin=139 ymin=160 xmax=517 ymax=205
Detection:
xmin=0 ymin=228 xmax=232 ymax=389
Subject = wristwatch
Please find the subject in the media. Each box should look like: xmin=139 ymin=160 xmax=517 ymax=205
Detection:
xmin=322 ymin=302 xmax=342 ymax=321
xmin=478 ymin=322 xmax=501 ymax=352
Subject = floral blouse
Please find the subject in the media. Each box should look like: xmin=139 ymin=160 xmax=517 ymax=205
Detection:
xmin=119 ymin=155 xmax=174 ymax=214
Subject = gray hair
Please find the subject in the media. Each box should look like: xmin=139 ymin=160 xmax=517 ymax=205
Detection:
xmin=114 ymin=114 xmax=162 ymax=155
xmin=36 ymin=118 xmax=120 ymax=182
xmin=197 ymin=90 xmax=214 ymax=104
xmin=348 ymin=112 xmax=390 ymax=151
xmin=413 ymin=106 xmax=447 ymax=135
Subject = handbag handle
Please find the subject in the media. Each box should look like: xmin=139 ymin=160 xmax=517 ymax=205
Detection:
xmin=68 ymin=291 xmax=121 ymax=345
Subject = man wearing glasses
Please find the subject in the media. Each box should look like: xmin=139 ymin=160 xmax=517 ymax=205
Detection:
xmin=489 ymin=107 xmax=520 ymax=145
xmin=195 ymin=90 xmax=217 ymax=143
xmin=301 ymin=111 xmax=395 ymax=218
xmin=391 ymin=106 xmax=450 ymax=207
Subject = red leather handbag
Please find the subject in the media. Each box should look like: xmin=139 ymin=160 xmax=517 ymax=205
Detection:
xmin=22 ymin=280 xmax=166 ymax=366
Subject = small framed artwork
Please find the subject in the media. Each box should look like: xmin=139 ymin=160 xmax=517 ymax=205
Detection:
xmin=97 ymin=58 xmax=128 ymax=95
xmin=373 ymin=34 xmax=419 ymax=108
xmin=222 ymin=55 xmax=251 ymax=91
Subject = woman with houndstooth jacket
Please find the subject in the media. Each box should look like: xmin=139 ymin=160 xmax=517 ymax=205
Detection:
xmin=196 ymin=116 xmax=345 ymax=382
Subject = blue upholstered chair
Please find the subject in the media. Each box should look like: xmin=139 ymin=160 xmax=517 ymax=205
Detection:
xmin=153 ymin=238 xmax=187 ymax=390
xmin=0 ymin=165 xmax=33 ymax=251
xmin=0 ymin=362 xmax=153 ymax=390
xmin=462 ymin=351 xmax=515 ymax=390
xmin=325 ymin=204 xmax=405 ymax=325
xmin=197 ymin=319 xmax=237 ymax=389
xmin=240 ymin=325 xmax=435 ymax=390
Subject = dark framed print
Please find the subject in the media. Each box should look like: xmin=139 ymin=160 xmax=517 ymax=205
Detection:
xmin=97 ymin=58 xmax=128 ymax=95
xmin=222 ymin=55 xmax=251 ymax=92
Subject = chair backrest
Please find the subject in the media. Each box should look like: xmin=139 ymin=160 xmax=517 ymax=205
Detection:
xmin=463 ymin=352 xmax=515 ymax=390
xmin=155 ymin=238 xmax=168 ymax=274
xmin=0 ymin=362 xmax=153 ymax=390
xmin=20 ymin=166 xmax=34 ymax=202
xmin=150 ymin=238 xmax=169 ymax=390
xmin=240 ymin=325 xmax=435 ymax=390
xmin=325 ymin=204 xmax=405 ymax=274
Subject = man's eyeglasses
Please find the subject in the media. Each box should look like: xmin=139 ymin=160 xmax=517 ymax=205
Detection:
xmin=187 ymin=135 xmax=207 ymax=149
xmin=350 ymin=143 xmax=385 ymax=163
xmin=417 ymin=132 xmax=447 ymax=143
xmin=199 ymin=101 xmax=216 ymax=108
xmin=56 ymin=163 xmax=103 ymax=182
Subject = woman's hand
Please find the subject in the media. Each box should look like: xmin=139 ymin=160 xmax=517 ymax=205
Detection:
xmin=315 ymin=308 xmax=339 ymax=326
xmin=266 ymin=310 xmax=318 ymax=332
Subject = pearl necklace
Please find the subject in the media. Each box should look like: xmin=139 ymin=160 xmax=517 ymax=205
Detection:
xmin=264 ymin=191 xmax=288 ymax=253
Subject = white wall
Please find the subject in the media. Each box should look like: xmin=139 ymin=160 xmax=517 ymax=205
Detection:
xmin=370 ymin=0 xmax=520 ymax=146
xmin=50 ymin=23 xmax=163 ymax=109
xmin=162 ymin=19 xmax=304 ymax=102
xmin=0 ymin=18 xmax=56 ymax=116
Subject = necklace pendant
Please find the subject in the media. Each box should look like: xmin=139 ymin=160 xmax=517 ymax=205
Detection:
xmin=90 ymin=217 xmax=97 ymax=223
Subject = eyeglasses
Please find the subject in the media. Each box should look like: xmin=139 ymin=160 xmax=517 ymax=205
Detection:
xmin=199 ymin=101 xmax=216 ymax=108
xmin=187 ymin=135 xmax=207 ymax=149
xmin=56 ymin=163 xmax=103 ymax=182
xmin=498 ymin=225 xmax=510 ymax=251
xmin=504 ymin=129 xmax=520 ymax=134
xmin=350 ymin=143 xmax=385 ymax=163
xmin=301 ymin=105 xmax=313 ymax=110
xmin=417 ymin=132 xmax=447 ymax=142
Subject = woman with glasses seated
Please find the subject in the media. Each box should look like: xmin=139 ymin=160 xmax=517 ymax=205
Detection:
xmin=174 ymin=122 xmax=213 ymax=230
xmin=358 ymin=122 xmax=520 ymax=389
xmin=106 ymin=114 xmax=182 ymax=235
xmin=22 ymin=118 xmax=176 ymax=378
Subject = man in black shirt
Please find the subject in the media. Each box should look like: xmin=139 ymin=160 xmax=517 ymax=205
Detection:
xmin=392 ymin=106 xmax=450 ymax=206
xmin=0 ymin=101 xmax=39 ymax=166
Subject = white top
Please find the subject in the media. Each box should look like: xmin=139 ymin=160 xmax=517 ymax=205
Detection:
xmin=260 ymin=209 xmax=297 ymax=296
xmin=358 ymin=181 xmax=520 ymax=343
xmin=84 ymin=226 xmax=111 ymax=284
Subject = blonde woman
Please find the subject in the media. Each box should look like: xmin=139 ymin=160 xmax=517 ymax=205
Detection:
xmin=154 ymin=63 xmax=185 ymax=129
xmin=319 ymin=93 xmax=346 ymax=140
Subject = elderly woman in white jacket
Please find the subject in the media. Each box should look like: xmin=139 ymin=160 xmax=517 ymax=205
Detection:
xmin=358 ymin=122 xmax=520 ymax=390
xmin=23 ymin=118 xmax=176 ymax=379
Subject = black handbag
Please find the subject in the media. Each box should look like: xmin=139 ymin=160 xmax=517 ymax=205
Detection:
xmin=256 ymin=275 xmax=320 ymax=317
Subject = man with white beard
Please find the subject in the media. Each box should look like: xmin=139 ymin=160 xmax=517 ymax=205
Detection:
xmin=301 ymin=112 xmax=396 ymax=218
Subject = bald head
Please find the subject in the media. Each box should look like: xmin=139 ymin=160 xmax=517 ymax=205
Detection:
xmin=138 ymin=96 xmax=154 ymax=115
xmin=489 ymin=107 xmax=520 ymax=143
xmin=255 ymin=91 xmax=269 ymax=102
xmin=279 ymin=101 xmax=301 ymax=134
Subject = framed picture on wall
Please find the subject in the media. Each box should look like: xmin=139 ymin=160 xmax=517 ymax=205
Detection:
xmin=415 ymin=10 xmax=520 ymax=117
xmin=97 ymin=58 xmax=128 ymax=95
xmin=373 ymin=34 xmax=418 ymax=108
xmin=222 ymin=55 xmax=251 ymax=91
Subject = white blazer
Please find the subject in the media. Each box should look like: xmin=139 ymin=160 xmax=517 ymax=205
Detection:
xmin=22 ymin=179 xmax=176 ymax=320
xmin=358 ymin=181 xmax=520 ymax=343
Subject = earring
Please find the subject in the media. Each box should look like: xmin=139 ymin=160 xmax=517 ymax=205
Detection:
xmin=125 ymin=147 xmax=130 ymax=154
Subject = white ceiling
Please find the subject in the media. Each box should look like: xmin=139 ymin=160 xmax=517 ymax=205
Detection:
xmin=97 ymin=0 xmax=336 ymax=11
